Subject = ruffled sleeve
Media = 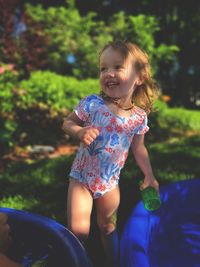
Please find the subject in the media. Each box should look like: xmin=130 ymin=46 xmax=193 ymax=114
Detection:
xmin=74 ymin=95 xmax=92 ymax=122
xmin=134 ymin=113 xmax=150 ymax=135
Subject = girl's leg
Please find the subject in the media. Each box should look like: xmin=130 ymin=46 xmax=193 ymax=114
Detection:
xmin=67 ymin=179 xmax=93 ymax=244
xmin=95 ymin=185 xmax=120 ymax=267
xmin=0 ymin=213 xmax=11 ymax=253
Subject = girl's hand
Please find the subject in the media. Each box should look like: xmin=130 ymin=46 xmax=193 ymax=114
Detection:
xmin=139 ymin=176 xmax=160 ymax=193
xmin=77 ymin=126 xmax=100 ymax=146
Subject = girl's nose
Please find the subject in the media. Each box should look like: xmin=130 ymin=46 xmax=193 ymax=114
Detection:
xmin=106 ymin=68 xmax=115 ymax=77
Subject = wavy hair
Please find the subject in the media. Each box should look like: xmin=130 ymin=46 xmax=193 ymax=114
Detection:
xmin=99 ymin=40 xmax=160 ymax=114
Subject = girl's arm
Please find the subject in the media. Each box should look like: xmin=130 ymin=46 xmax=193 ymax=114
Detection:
xmin=62 ymin=112 xmax=99 ymax=146
xmin=131 ymin=134 xmax=159 ymax=192
xmin=62 ymin=112 xmax=84 ymax=138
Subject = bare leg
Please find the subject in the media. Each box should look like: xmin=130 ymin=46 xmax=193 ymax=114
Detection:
xmin=0 ymin=254 xmax=22 ymax=267
xmin=0 ymin=213 xmax=11 ymax=254
xmin=67 ymin=179 xmax=93 ymax=244
xmin=95 ymin=185 xmax=120 ymax=267
xmin=0 ymin=213 xmax=22 ymax=267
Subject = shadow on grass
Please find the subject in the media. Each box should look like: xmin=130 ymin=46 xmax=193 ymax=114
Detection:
xmin=0 ymin=135 xmax=200 ymax=266
xmin=0 ymin=155 xmax=75 ymax=223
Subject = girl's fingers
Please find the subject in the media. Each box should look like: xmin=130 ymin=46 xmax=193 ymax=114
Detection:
xmin=83 ymin=136 xmax=94 ymax=146
xmin=93 ymin=128 xmax=100 ymax=136
xmin=89 ymin=132 xmax=98 ymax=139
xmin=140 ymin=179 xmax=160 ymax=193
xmin=89 ymin=128 xmax=100 ymax=139
xmin=80 ymin=126 xmax=100 ymax=146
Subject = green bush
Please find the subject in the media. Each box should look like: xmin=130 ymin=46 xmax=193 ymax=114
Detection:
xmin=1 ymin=69 xmax=199 ymax=155
xmin=0 ymin=195 xmax=39 ymax=210
xmin=25 ymin=4 xmax=178 ymax=79
xmin=19 ymin=71 xmax=99 ymax=111
xmin=148 ymin=99 xmax=200 ymax=141
xmin=16 ymin=71 xmax=99 ymax=146
xmin=0 ymin=65 xmax=19 ymax=153
xmin=0 ymin=71 xmax=99 ymax=153
xmin=159 ymin=108 xmax=200 ymax=133
xmin=0 ymin=64 xmax=18 ymax=116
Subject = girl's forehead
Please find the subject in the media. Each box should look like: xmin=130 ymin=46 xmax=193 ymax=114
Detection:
xmin=100 ymin=47 xmax=132 ymax=64
xmin=100 ymin=47 xmax=123 ymax=59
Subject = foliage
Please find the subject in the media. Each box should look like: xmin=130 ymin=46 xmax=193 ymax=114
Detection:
xmin=1 ymin=1 xmax=199 ymax=108
xmin=158 ymin=108 xmax=200 ymax=134
xmin=148 ymin=99 xmax=200 ymax=142
xmin=0 ymin=135 xmax=200 ymax=224
xmin=0 ymin=1 xmax=49 ymax=75
xmin=19 ymin=71 xmax=99 ymax=111
xmin=0 ymin=195 xmax=39 ymax=210
xmin=0 ymin=64 xmax=19 ymax=153
xmin=74 ymin=0 xmax=200 ymax=108
xmin=0 ymin=155 xmax=74 ymax=222
xmin=0 ymin=68 xmax=199 ymax=154
xmin=109 ymin=13 xmax=179 ymax=75
xmin=0 ymin=63 xmax=18 ymax=113
xmin=0 ymin=70 xmax=99 ymax=154
xmin=24 ymin=3 xmax=112 ymax=78
xmin=24 ymin=4 xmax=178 ymax=78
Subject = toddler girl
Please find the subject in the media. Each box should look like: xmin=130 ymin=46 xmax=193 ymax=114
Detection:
xmin=62 ymin=40 xmax=160 ymax=267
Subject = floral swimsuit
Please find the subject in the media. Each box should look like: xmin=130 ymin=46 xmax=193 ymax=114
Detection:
xmin=69 ymin=94 xmax=149 ymax=199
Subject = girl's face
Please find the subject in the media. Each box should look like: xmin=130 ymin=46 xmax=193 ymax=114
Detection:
xmin=99 ymin=46 xmax=139 ymax=100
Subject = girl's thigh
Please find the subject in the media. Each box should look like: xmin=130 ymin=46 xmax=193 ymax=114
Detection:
xmin=67 ymin=178 xmax=93 ymax=232
xmin=94 ymin=185 xmax=120 ymax=230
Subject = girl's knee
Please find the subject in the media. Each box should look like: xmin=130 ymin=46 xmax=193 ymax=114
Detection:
xmin=98 ymin=222 xmax=117 ymax=235
xmin=98 ymin=213 xmax=118 ymax=235
xmin=68 ymin=222 xmax=90 ymax=242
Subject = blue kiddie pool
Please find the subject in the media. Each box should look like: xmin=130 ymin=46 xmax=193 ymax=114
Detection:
xmin=120 ymin=178 xmax=200 ymax=267
xmin=0 ymin=207 xmax=93 ymax=267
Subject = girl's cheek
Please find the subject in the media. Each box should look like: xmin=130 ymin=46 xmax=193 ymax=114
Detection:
xmin=99 ymin=76 xmax=103 ymax=83
xmin=99 ymin=79 xmax=105 ymax=89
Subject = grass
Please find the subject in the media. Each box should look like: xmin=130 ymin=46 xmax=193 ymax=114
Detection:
xmin=0 ymin=135 xmax=200 ymax=266
xmin=118 ymin=135 xmax=200 ymax=232
xmin=1 ymin=135 xmax=200 ymax=222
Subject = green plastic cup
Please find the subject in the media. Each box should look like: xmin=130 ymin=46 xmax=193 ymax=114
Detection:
xmin=138 ymin=180 xmax=161 ymax=211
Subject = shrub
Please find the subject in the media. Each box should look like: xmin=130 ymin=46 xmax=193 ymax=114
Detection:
xmin=0 ymin=64 xmax=19 ymax=154
xmin=159 ymin=108 xmax=200 ymax=133
xmin=1 ymin=69 xmax=199 ymax=155
xmin=19 ymin=71 xmax=99 ymax=111
xmin=0 ymin=71 xmax=99 ymax=151
xmin=148 ymin=99 xmax=200 ymax=142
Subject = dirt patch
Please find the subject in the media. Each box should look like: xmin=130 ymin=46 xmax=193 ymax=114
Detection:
xmin=48 ymin=144 xmax=79 ymax=158
xmin=0 ymin=144 xmax=79 ymax=170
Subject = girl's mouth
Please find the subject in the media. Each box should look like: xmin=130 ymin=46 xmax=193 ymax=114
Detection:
xmin=106 ymin=81 xmax=120 ymax=88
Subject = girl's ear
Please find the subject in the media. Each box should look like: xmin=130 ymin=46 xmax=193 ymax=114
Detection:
xmin=135 ymin=77 xmax=143 ymax=86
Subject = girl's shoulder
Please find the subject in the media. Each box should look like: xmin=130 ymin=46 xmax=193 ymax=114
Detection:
xmin=83 ymin=94 xmax=104 ymax=106
xmin=133 ymin=105 xmax=147 ymax=117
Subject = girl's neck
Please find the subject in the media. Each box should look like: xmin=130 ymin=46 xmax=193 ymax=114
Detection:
xmin=101 ymin=92 xmax=134 ymax=111
xmin=112 ymin=98 xmax=134 ymax=111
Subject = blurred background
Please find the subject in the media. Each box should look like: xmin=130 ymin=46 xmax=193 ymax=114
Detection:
xmin=0 ymin=0 xmax=200 ymax=264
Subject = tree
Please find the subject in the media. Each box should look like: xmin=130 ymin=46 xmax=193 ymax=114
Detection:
xmin=74 ymin=0 xmax=200 ymax=108
xmin=0 ymin=0 xmax=49 ymax=77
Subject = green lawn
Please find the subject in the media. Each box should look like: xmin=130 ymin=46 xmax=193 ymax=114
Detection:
xmin=0 ymin=135 xmax=199 ymax=266
xmin=0 ymin=135 xmax=200 ymax=225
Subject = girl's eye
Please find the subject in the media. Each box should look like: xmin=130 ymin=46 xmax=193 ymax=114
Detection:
xmin=115 ymin=65 xmax=123 ymax=70
xmin=100 ymin=67 xmax=106 ymax=72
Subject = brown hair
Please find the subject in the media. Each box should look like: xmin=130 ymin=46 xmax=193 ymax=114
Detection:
xmin=99 ymin=40 xmax=160 ymax=114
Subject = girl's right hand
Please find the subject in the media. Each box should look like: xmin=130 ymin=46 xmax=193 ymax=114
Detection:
xmin=77 ymin=126 xmax=100 ymax=146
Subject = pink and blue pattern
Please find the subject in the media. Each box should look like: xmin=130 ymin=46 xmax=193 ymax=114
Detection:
xmin=69 ymin=94 xmax=149 ymax=199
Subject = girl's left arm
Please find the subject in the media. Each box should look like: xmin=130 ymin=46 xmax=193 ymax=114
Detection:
xmin=131 ymin=134 xmax=159 ymax=192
